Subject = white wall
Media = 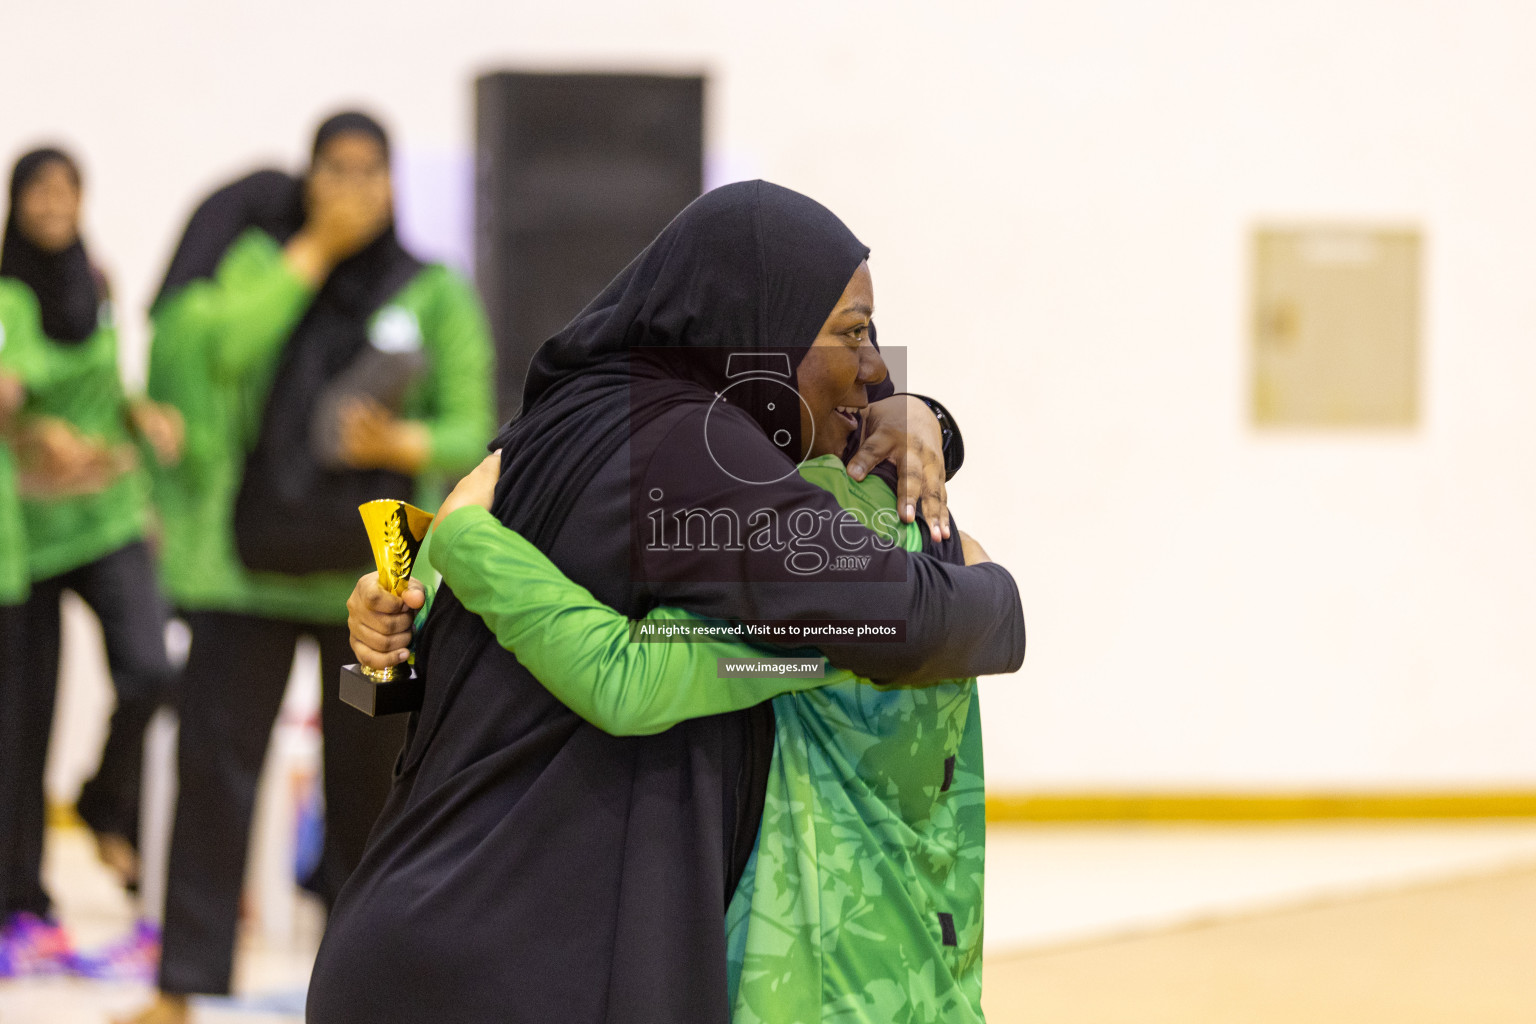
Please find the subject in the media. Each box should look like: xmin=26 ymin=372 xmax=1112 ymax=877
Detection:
xmin=8 ymin=0 xmax=1536 ymax=792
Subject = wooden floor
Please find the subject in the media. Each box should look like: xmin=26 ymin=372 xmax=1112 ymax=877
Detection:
xmin=6 ymin=828 xmax=1536 ymax=1022
xmin=983 ymin=864 xmax=1536 ymax=1023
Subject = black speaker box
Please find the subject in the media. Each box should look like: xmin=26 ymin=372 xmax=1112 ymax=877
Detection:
xmin=475 ymin=72 xmax=705 ymax=418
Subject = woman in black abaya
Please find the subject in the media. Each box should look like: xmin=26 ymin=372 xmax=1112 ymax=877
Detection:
xmin=308 ymin=181 xmax=1024 ymax=1023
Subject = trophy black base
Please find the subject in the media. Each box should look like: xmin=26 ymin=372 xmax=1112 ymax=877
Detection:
xmin=340 ymin=663 xmax=424 ymax=716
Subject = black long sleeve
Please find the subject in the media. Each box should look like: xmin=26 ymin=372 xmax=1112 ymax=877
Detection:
xmin=632 ymin=404 xmax=1024 ymax=686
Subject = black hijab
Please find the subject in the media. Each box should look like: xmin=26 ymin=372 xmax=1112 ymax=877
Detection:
xmin=487 ymin=179 xmax=871 ymax=544
xmin=1 ymin=148 xmax=100 ymax=344
xmin=152 ymin=168 xmax=305 ymax=306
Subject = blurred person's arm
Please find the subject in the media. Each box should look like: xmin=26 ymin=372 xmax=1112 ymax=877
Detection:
xmin=165 ymin=229 xmax=315 ymax=382
xmin=125 ymin=396 xmax=184 ymax=467
xmin=413 ymin=269 xmax=496 ymax=474
xmin=13 ymin=414 xmax=129 ymax=497
xmin=0 ymin=290 xmax=35 ymax=433
xmin=0 ymin=291 xmax=129 ymax=495
xmin=171 ymin=193 xmax=385 ymax=382
xmin=0 ymin=369 xmax=23 ymax=432
xmin=146 ymin=289 xmax=234 ymax=474
xmin=337 ymin=269 xmax=496 ymax=477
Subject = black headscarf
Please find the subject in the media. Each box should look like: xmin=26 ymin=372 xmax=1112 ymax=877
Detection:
xmin=153 ymin=169 xmax=305 ymax=306
xmin=1 ymin=148 xmax=101 ymax=344
xmin=487 ymin=179 xmax=871 ymax=544
xmin=311 ymin=110 xmax=391 ymax=163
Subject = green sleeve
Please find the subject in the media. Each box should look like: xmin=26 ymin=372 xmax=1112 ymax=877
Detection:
xmin=147 ymin=290 xmax=224 ymax=472
xmin=161 ymin=229 xmax=314 ymax=383
xmin=0 ymin=284 xmax=44 ymax=381
xmin=431 ymin=505 xmax=852 ymax=736
xmin=410 ymin=269 xmax=496 ymax=474
xmin=0 ymin=287 xmax=67 ymax=394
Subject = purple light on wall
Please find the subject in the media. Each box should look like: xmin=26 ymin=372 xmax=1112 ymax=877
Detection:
xmin=392 ymin=147 xmax=474 ymax=277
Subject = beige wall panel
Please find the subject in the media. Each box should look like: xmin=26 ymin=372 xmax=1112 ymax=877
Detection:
xmin=1253 ymin=227 xmax=1420 ymax=427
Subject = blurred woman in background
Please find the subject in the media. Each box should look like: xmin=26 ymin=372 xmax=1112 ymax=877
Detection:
xmin=0 ymin=147 xmax=183 ymax=973
xmin=0 ymin=274 xmax=40 ymax=977
xmin=124 ymin=111 xmax=494 ymax=1024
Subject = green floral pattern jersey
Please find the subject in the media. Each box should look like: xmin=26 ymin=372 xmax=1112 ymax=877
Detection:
xmin=722 ymin=459 xmax=985 ymax=1024
xmin=428 ymin=454 xmax=986 ymax=1023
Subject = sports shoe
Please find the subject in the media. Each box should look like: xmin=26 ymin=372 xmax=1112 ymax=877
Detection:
xmin=71 ymin=918 xmax=161 ymax=984
xmin=0 ymin=912 xmax=76 ymax=978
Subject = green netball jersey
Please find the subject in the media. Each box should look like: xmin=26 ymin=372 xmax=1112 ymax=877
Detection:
xmin=3 ymin=280 xmax=151 ymax=582
xmin=430 ymin=455 xmax=986 ymax=1023
xmin=147 ymin=228 xmax=494 ymax=621
xmin=0 ymin=278 xmax=39 ymax=604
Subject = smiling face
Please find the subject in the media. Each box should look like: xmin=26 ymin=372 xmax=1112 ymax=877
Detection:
xmin=795 ymin=261 xmax=886 ymax=459
xmin=15 ymin=159 xmax=81 ymax=253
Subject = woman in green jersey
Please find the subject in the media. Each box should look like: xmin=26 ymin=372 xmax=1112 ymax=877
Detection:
xmin=0 ymin=149 xmax=182 ymax=967
xmin=125 ymin=112 xmax=494 ymax=1024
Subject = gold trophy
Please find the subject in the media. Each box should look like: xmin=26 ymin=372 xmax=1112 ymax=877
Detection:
xmin=339 ymin=499 xmax=434 ymax=717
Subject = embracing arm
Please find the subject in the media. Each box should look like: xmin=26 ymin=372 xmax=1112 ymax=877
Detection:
xmin=434 ymin=504 xmax=851 ymax=735
xmin=637 ymin=407 xmax=1024 ymax=687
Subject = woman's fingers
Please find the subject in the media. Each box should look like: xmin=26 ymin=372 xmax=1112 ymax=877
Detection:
xmin=916 ymin=447 xmax=950 ymax=542
xmin=352 ymin=572 xmax=404 ymax=612
xmin=348 ymin=572 xmax=418 ymax=668
xmin=847 ymin=421 xmax=898 ymax=482
xmin=891 ymin=443 xmax=949 ymax=544
xmin=350 ymin=634 xmax=410 ymax=670
xmin=349 ymin=617 xmax=413 ymax=654
xmin=130 ymin=400 xmax=184 ymax=466
xmin=337 ymin=398 xmax=397 ymax=468
xmin=347 ymin=572 xmax=425 ymax=669
xmin=348 ymin=574 xmax=412 ymax=630
xmin=847 ymin=396 xmax=951 ymax=540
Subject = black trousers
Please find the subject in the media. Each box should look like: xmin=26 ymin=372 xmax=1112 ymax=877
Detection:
xmin=0 ymin=602 xmax=25 ymax=920
xmin=158 ymin=611 xmax=405 ymax=996
xmin=4 ymin=541 xmax=174 ymax=919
